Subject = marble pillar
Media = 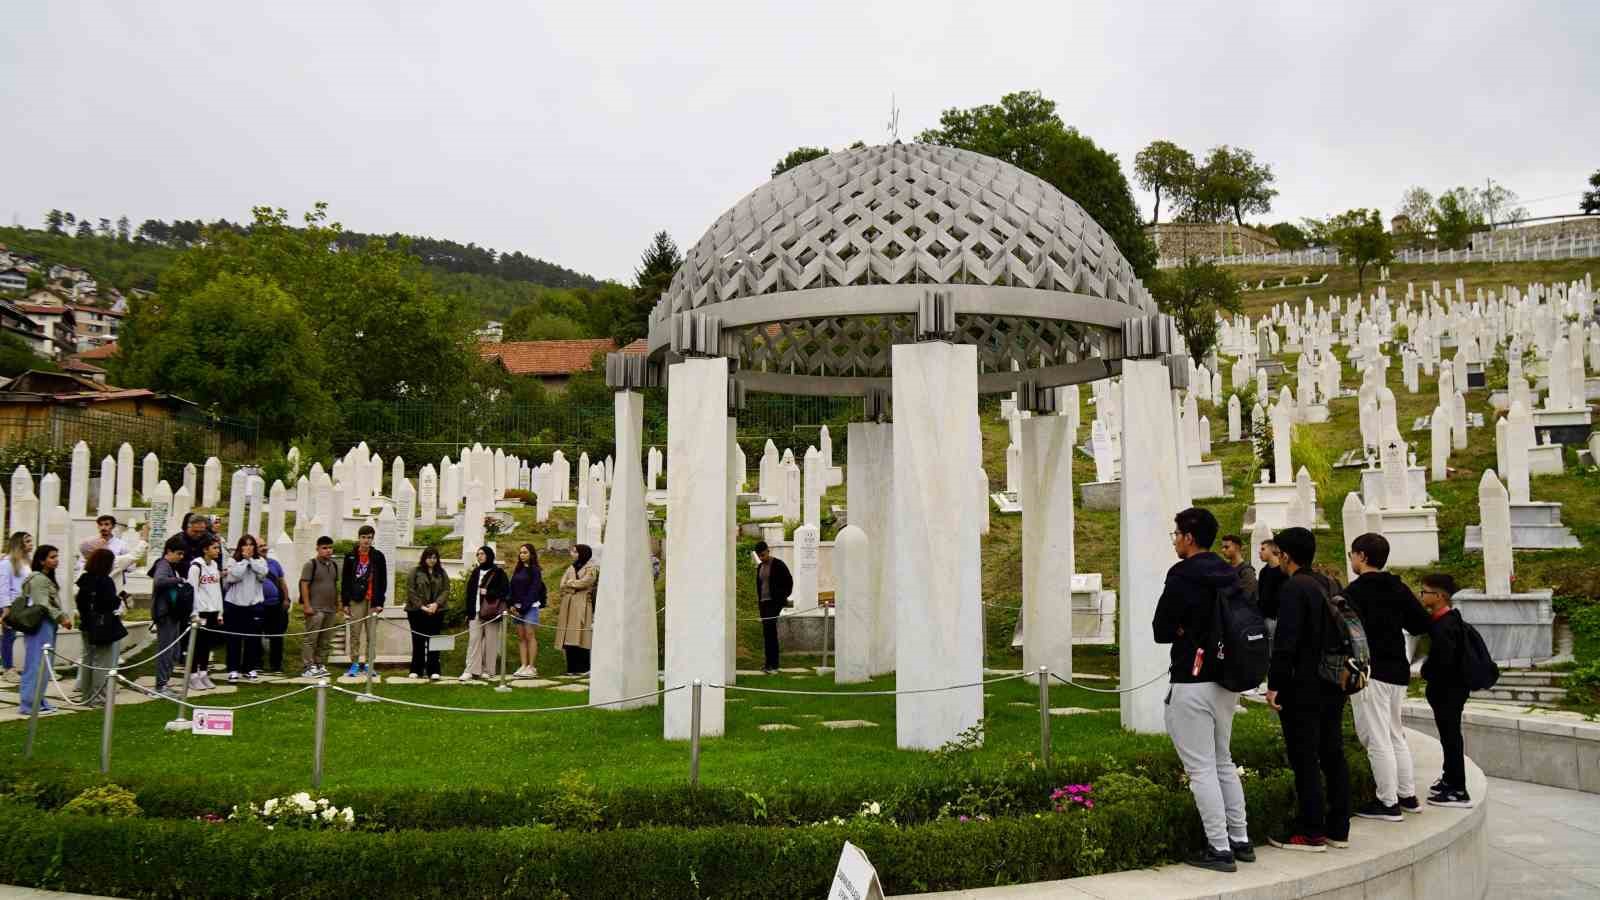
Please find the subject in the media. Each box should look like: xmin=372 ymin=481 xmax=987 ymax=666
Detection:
xmin=592 ymin=403 xmax=659 ymax=709
xmin=847 ymin=422 xmax=895 ymax=677
xmin=1020 ymin=414 xmax=1074 ymax=683
xmin=834 ymin=524 xmax=872 ymax=685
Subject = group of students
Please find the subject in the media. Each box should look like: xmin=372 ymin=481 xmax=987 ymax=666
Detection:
xmin=1156 ymin=506 xmax=1478 ymax=872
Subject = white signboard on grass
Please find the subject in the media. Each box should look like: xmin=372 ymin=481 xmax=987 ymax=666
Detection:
xmin=829 ymin=841 xmax=883 ymax=900
xmin=193 ymin=708 xmax=234 ymax=736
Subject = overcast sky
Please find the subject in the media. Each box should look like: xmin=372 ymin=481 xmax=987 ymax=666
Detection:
xmin=4 ymin=1 xmax=1597 ymax=282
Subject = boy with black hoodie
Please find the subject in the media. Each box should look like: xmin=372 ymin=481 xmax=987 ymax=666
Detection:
xmin=1153 ymin=507 xmax=1252 ymax=873
xmin=1264 ymin=526 xmax=1350 ymax=853
xmin=1419 ymin=573 xmax=1474 ymax=808
xmin=1345 ymin=533 xmax=1432 ymax=821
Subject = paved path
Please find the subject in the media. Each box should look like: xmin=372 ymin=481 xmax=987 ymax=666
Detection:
xmin=1486 ymin=775 xmax=1600 ymax=898
xmin=4 ymin=775 xmax=1599 ymax=899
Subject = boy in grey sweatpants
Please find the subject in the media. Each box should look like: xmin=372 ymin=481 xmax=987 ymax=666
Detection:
xmin=1153 ymin=507 xmax=1252 ymax=873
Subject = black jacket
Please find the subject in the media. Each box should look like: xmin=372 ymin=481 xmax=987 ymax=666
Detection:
xmin=1267 ymin=569 xmax=1342 ymax=698
xmin=1232 ymin=560 xmax=1259 ymax=609
xmin=340 ymin=548 xmax=388 ymax=607
xmin=1152 ymin=552 xmax=1239 ymax=684
xmin=464 ymin=565 xmax=509 ymax=620
xmin=1421 ymin=608 xmax=1468 ymax=691
xmin=1344 ymin=571 xmax=1430 ymax=686
xmin=756 ymin=557 xmax=793 ymax=609
xmin=1257 ymin=565 xmax=1288 ymax=619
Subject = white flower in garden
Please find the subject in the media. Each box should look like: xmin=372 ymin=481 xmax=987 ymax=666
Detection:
xmin=868 ymin=802 xmax=881 ymax=816
xmin=262 ymin=799 xmax=278 ymax=815
xmin=341 ymin=807 xmax=355 ymax=825
xmin=317 ymin=798 xmax=330 ymax=809
xmin=321 ymin=807 xmax=337 ymax=822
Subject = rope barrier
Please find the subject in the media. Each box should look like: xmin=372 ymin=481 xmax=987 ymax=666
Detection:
xmin=326 ymin=682 xmax=684 ymax=713
xmin=43 ymin=656 xmax=92 ymax=709
xmin=196 ymin=612 xmax=376 ymax=638
xmin=1048 ymin=669 xmax=1170 ymax=695
xmin=47 ymin=626 xmax=194 ymax=673
xmin=114 ymin=674 xmax=319 ymax=711
xmin=709 ymin=671 xmax=1030 ymax=697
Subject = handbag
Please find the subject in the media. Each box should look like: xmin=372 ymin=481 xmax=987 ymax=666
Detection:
xmin=5 ymin=598 xmax=46 ymax=635
xmin=83 ymin=609 xmax=128 ymax=645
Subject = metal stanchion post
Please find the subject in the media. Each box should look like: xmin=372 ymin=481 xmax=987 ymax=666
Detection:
xmin=167 ymin=616 xmax=200 ymax=731
xmin=1038 ymin=666 xmax=1051 ymax=768
xmin=312 ymin=679 xmax=327 ymax=788
xmin=24 ymin=645 xmax=51 ymax=758
xmin=817 ymin=606 xmax=834 ymax=675
xmin=100 ymin=668 xmax=118 ymax=774
xmin=689 ymin=679 xmax=702 ymax=789
xmin=494 ymin=615 xmax=512 ymax=693
xmin=357 ymin=615 xmax=378 ymax=703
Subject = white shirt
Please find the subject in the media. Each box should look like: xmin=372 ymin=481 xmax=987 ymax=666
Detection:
xmin=0 ymin=559 xmax=29 ymax=610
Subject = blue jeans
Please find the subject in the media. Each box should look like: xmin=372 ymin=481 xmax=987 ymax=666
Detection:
xmin=1 ymin=623 xmax=16 ymax=669
xmin=19 ymin=620 xmax=58 ymax=714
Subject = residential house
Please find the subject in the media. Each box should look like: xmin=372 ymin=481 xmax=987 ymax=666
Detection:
xmin=71 ymin=303 xmax=123 ymax=351
xmin=0 ymin=268 xmax=26 ymax=293
xmin=14 ymin=293 xmax=78 ymax=358
xmin=474 ymin=320 xmax=505 ymax=343
xmin=476 ymin=337 xmax=647 ymax=391
xmin=0 ymin=370 xmax=198 ymax=445
xmin=0 ymin=299 xmax=50 ymax=355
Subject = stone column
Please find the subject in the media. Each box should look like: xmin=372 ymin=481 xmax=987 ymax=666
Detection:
xmin=664 ymin=356 xmax=729 ymax=740
xmin=1479 ymin=470 xmax=1513 ymax=595
xmin=1119 ymin=358 xmax=1184 ymax=734
xmin=847 ymin=422 xmax=894 ymax=676
xmin=1020 ymin=413 xmax=1074 ymax=683
xmin=834 ymin=524 xmax=871 ymax=684
xmin=892 ymin=342 xmax=982 ymax=751
xmin=68 ymin=441 xmax=89 ymax=517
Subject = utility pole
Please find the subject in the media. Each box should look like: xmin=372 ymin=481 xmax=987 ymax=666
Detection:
xmin=1484 ymin=178 xmax=1497 ymax=230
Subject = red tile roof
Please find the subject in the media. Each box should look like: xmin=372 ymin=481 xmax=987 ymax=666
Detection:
xmin=620 ymin=338 xmax=649 ymax=356
xmin=77 ymin=342 xmax=119 ymax=360
xmin=61 ymin=358 xmax=107 ymax=375
xmin=477 ymin=339 xmax=618 ymax=376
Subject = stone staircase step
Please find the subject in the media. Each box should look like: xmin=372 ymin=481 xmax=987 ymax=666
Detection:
xmin=1472 ymin=685 xmax=1568 ymax=704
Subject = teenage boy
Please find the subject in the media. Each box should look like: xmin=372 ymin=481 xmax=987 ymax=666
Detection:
xmin=299 ymin=537 xmax=340 ymax=678
xmin=1345 ymin=533 xmax=1431 ymax=821
xmin=340 ymin=525 xmax=388 ymax=677
xmin=1218 ymin=534 xmax=1258 ymax=609
xmin=1154 ymin=507 xmax=1252 ymax=872
xmin=1419 ymin=574 xmax=1474 ymax=808
xmin=1257 ymin=539 xmax=1286 ymax=621
xmin=753 ymin=541 xmax=792 ymax=675
xmin=1265 ymin=527 xmax=1350 ymax=853
xmin=149 ymin=536 xmax=189 ymax=698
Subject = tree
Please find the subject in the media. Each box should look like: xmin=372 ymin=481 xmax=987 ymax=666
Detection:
xmin=44 ymin=210 xmax=65 ymax=235
xmin=1190 ymin=146 xmax=1277 ymax=226
xmin=772 ymin=146 xmax=830 ymax=178
xmin=74 ymin=220 xmax=94 ymax=239
xmin=1265 ymin=222 xmax=1308 ymax=251
xmin=1477 ymin=183 xmax=1528 ymax=225
xmin=917 ymin=91 xmax=1156 ymax=277
xmin=504 ymin=312 xmax=587 ymax=341
xmin=97 ymin=218 xmax=113 ymax=239
xmin=621 ymin=230 xmax=681 ymax=343
xmin=1133 ymin=140 xmax=1196 ymax=225
xmin=114 ymin=272 xmax=333 ymax=436
xmin=1393 ymin=186 xmax=1434 ymax=247
xmin=1325 ymin=208 xmax=1392 ymax=292
xmin=116 ymin=216 xmax=131 ymax=242
xmin=1583 ymin=169 xmax=1600 ymax=215
xmin=1432 ymin=187 xmax=1483 ymax=249
xmin=0 ymin=331 xmax=57 ymax=377
xmin=1149 ymin=257 xmax=1241 ymax=364
xmin=62 ymin=212 xmax=76 ymax=228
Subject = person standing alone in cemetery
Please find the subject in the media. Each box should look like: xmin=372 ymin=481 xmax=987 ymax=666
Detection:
xmin=186 ymin=536 xmax=224 ymax=691
xmin=258 ymin=545 xmax=290 ymax=674
xmin=0 ymin=532 xmax=33 ymax=684
xmin=1153 ymin=507 xmax=1253 ymax=872
xmin=509 ymin=543 xmax=546 ymax=677
xmin=754 ymin=541 xmax=792 ymax=675
xmin=340 ymin=524 xmax=387 ymax=678
xmin=1344 ymin=533 xmax=1430 ymax=821
xmin=461 ymin=545 xmax=509 ymax=681
xmin=149 ymin=536 xmax=191 ymax=698
xmin=1265 ymin=527 xmax=1351 ymax=853
xmin=555 ymin=543 xmax=597 ymax=675
xmin=1418 ymin=574 xmax=1475 ymax=809
xmin=406 ymin=546 xmax=450 ymax=680
xmin=299 ymin=536 xmax=340 ymax=678
xmin=1219 ymin=534 xmax=1258 ymax=609
xmin=223 ymin=535 xmax=268 ymax=683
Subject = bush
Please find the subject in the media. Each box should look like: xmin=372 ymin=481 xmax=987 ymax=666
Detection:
xmin=59 ymin=784 xmax=141 ymax=818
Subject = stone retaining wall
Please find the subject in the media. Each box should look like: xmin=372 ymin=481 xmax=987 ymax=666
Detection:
xmin=1403 ymin=699 xmax=1600 ymax=793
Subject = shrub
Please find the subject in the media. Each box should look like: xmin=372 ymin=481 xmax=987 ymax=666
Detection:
xmin=540 ymin=771 xmax=604 ymax=832
xmin=228 ymin=791 xmax=355 ymax=831
xmin=60 ymin=784 xmax=141 ymax=818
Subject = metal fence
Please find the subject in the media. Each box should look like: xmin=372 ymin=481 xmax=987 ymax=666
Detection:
xmin=0 ymin=406 xmax=258 ymax=484
xmin=1158 ymin=233 xmax=1600 ymax=269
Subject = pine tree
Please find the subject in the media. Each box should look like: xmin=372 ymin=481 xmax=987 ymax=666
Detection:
xmin=618 ymin=230 xmax=681 ymax=343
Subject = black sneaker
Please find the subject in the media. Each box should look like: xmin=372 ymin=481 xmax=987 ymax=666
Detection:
xmin=1355 ymin=799 xmax=1404 ymax=822
xmin=1268 ymin=831 xmax=1327 ymax=853
xmin=1397 ymin=795 xmax=1422 ymax=814
xmin=1428 ymin=787 xmax=1474 ymax=808
xmin=1230 ymin=840 xmax=1255 ymax=863
xmin=1185 ymin=846 xmax=1236 ymax=873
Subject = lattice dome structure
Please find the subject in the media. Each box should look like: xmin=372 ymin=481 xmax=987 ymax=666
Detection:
xmin=644 ymin=143 xmax=1158 ymax=396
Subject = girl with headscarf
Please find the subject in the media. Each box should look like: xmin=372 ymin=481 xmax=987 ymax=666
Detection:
xmin=460 ymin=545 xmax=509 ymax=681
xmin=555 ymin=543 xmax=598 ymax=675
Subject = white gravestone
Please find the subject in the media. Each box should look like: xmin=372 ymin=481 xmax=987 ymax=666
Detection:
xmin=141 ymin=452 xmax=160 ymax=502
xmin=1020 ymin=414 xmax=1074 ymax=683
xmin=115 ymin=443 xmax=134 ymax=509
xmin=792 ymin=524 xmax=820 ymax=611
xmin=1479 ymin=471 xmax=1514 ymax=596
xmin=68 ymin=441 xmax=89 ymax=517
xmin=417 ymin=466 xmax=437 ymax=527
xmin=97 ymin=456 xmax=115 ymax=515
xmin=591 ymin=389 xmax=659 ymax=711
xmin=202 ymin=457 xmax=222 ymax=508
xmin=833 ymin=524 xmax=873 ymax=685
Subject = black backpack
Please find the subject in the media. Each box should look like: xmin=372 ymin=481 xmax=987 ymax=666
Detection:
xmin=1209 ymin=580 xmax=1270 ymax=693
xmin=1460 ymin=619 xmax=1501 ymax=691
xmin=1319 ymin=585 xmax=1371 ymax=695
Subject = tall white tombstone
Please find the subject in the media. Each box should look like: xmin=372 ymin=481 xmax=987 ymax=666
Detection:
xmin=1293 ymin=467 xmax=1316 ymax=529
xmin=170 ymin=485 xmax=193 ymax=533
xmin=577 ymin=452 xmax=591 ymax=507
xmin=1430 ymin=405 xmax=1450 ymax=482
xmin=10 ymin=490 xmax=36 ymax=543
xmin=391 ymin=457 xmax=405 ymax=497
xmin=1020 ymin=414 xmax=1074 ymax=682
xmin=115 ymin=443 xmax=134 ymax=508
xmin=226 ymin=468 xmax=248 ymax=547
xmin=847 ymin=422 xmax=895 ymax=677
xmin=1451 ymin=391 xmax=1468 ymax=451
xmin=146 ymin=481 xmax=173 ymax=552
xmin=97 ymin=456 xmax=115 ymax=514
xmin=664 ymin=356 xmax=729 ymax=740
xmin=294 ymin=516 xmax=319 ymax=571
xmin=892 ymin=342 xmax=982 ymax=751
xmin=1341 ymin=493 xmax=1366 ymax=584
xmin=1505 ymin=401 xmax=1532 ymax=504
xmin=534 ymin=465 xmax=552 ymax=523
xmin=267 ymin=481 xmax=288 ymax=547
xmin=375 ymin=505 xmax=398 ymax=600
xmin=272 ymin=532 xmax=297 ymax=591
xmin=492 ymin=448 xmax=506 ymax=499
xmin=649 ymin=446 xmax=665 ymax=493
xmin=141 ymin=452 xmax=160 ymax=501
xmin=592 ymin=389 xmax=659 ymax=710
xmin=294 ymin=476 xmax=310 ymax=523
xmin=802 ymin=446 xmax=822 ymax=527
xmin=792 ymin=524 xmax=820 ymax=611
xmin=202 ymin=457 xmax=222 ymax=508
xmin=461 ymin=479 xmax=487 ymax=567
xmin=780 ymin=458 xmax=801 ymax=521
xmin=441 ymin=462 xmax=460 ymax=516
xmin=182 ymin=463 xmax=197 ymax=501
xmin=395 ymin=478 xmax=415 ymax=546
xmin=1271 ymin=392 xmax=1294 ymax=484
xmin=1227 ymin=394 xmax=1242 ymax=442
xmin=834 ymin=524 xmax=872 ymax=685
xmin=1120 ymin=358 xmax=1184 ymax=734
xmin=1249 ymin=519 xmax=1272 ymax=575
xmin=68 ymin=441 xmax=89 ymax=517
xmin=552 ymin=451 xmax=570 ymax=502
xmin=417 ymin=466 xmax=438 ymax=527
xmin=1479 ymin=470 xmax=1514 ymax=596
xmin=36 ymin=473 xmax=60 ymax=543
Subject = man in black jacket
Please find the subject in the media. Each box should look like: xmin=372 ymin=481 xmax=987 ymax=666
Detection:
xmin=1153 ymin=507 xmax=1252 ymax=873
xmin=1264 ymin=527 xmax=1350 ymax=853
xmin=1219 ymin=534 xmax=1258 ymax=609
xmin=1419 ymin=573 xmax=1474 ymax=808
xmin=1345 ymin=533 xmax=1431 ymax=821
xmin=753 ymin=542 xmax=792 ymax=675
xmin=339 ymin=524 xmax=388 ymax=678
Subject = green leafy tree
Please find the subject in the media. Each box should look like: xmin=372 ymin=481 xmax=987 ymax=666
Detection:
xmin=1583 ymin=169 xmax=1600 ymax=215
xmin=0 ymin=331 xmax=57 ymax=377
xmin=1191 ymin=146 xmax=1277 ymax=225
xmin=1324 ymin=208 xmax=1392 ymax=291
xmin=620 ymin=230 xmax=681 ymax=344
xmin=114 ymin=272 xmax=333 ymax=436
xmin=1265 ymin=222 xmax=1308 ymax=251
xmin=116 ymin=216 xmax=131 ymax=242
xmin=1393 ymin=186 xmax=1434 ymax=247
xmin=1432 ymin=188 xmax=1483 ymax=249
xmin=1149 ymin=257 xmax=1241 ymax=364
xmin=74 ymin=220 xmax=94 ymax=239
xmin=771 ymin=146 xmax=830 ymax=178
xmin=1133 ymin=140 xmax=1196 ymax=225
xmin=44 ymin=210 xmax=65 ymax=235
xmin=917 ymin=91 xmax=1156 ymax=277
xmin=503 ymin=309 xmax=586 ymax=341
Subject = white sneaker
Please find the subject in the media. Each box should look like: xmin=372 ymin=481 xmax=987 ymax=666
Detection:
xmin=246 ymin=671 xmax=260 ymax=681
xmin=458 ymin=672 xmax=473 ymax=682
xmin=227 ymin=672 xmax=240 ymax=684
xmin=189 ymin=673 xmax=207 ymax=691
xmin=429 ymin=673 xmax=440 ymax=681
xmin=407 ymin=673 xmax=420 ymax=680
xmin=201 ymin=673 xmax=218 ymax=690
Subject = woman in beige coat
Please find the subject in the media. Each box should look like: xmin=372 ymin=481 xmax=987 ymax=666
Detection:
xmin=555 ymin=544 xmax=597 ymax=675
